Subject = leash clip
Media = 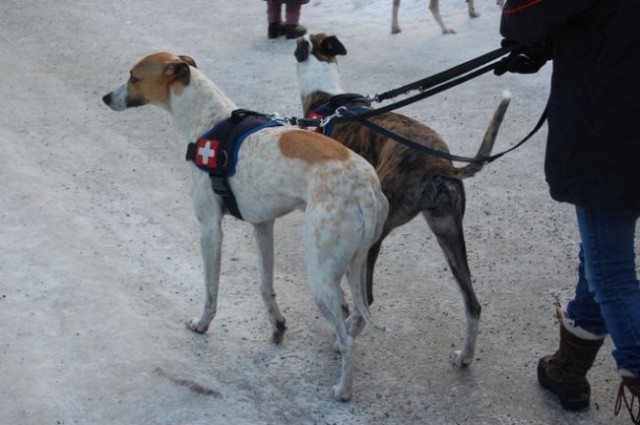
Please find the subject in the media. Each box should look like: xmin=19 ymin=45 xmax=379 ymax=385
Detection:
xmin=320 ymin=106 xmax=351 ymax=128
xmin=365 ymin=94 xmax=379 ymax=103
xmin=267 ymin=112 xmax=292 ymax=124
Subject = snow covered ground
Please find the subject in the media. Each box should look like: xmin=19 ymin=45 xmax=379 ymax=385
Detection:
xmin=1 ymin=0 xmax=636 ymax=424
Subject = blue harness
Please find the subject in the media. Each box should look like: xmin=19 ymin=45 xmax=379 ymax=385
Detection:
xmin=185 ymin=109 xmax=283 ymax=220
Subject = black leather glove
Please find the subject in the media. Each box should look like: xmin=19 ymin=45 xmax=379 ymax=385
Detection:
xmin=494 ymin=39 xmax=552 ymax=76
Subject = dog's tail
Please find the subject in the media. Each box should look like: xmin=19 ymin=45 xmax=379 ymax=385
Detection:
xmin=449 ymin=90 xmax=511 ymax=179
xmin=350 ymin=185 xmax=388 ymax=332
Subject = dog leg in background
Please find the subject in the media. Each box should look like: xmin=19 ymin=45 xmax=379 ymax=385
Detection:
xmin=254 ymin=220 xmax=288 ymax=343
xmin=363 ymin=227 xmax=392 ymax=307
xmin=393 ymin=0 xmax=482 ymax=35
xmin=429 ymin=0 xmax=456 ymax=34
xmin=345 ymin=253 xmax=369 ymax=339
xmin=466 ymin=0 xmax=480 ymax=18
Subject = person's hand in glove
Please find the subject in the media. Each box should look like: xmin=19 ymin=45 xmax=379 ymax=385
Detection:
xmin=494 ymin=39 xmax=552 ymax=76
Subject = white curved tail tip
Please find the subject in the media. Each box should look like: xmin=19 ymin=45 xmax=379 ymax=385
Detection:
xmin=502 ymin=90 xmax=512 ymax=101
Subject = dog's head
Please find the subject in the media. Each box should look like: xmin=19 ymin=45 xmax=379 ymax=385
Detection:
xmin=295 ymin=34 xmax=347 ymax=98
xmin=294 ymin=33 xmax=347 ymax=64
xmin=102 ymin=52 xmax=197 ymax=111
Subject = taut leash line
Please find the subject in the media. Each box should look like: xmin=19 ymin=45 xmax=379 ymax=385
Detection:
xmin=371 ymin=45 xmax=522 ymax=102
xmin=332 ymin=59 xmax=504 ymax=125
xmin=338 ymin=104 xmax=547 ymax=164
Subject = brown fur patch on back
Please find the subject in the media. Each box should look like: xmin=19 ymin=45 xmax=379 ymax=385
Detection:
xmin=279 ymin=130 xmax=350 ymax=163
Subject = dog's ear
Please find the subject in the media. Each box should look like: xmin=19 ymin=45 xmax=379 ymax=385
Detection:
xmin=165 ymin=61 xmax=192 ymax=86
xmin=179 ymin=55 xmax=197 ymax=68
xmin=294 ymin=39 xmax=310 ymax=63
xmin=320 ymin=36 xmax=347 ymax=57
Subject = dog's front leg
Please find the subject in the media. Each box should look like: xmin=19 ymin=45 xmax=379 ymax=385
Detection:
xmin=187 ymin=186 xmax=224 ymax=334
xmin=254 ymin=221 xmax=287 ymax=343
xmin=187 ymin=218 xmax=223 ymax=333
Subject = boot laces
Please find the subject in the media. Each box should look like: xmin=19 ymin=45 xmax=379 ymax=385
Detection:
xmin=615 ymin=380 xmax=640 ymax=424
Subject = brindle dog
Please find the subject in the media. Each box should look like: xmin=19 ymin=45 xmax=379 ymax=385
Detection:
xmin=295 ymin=33 xmax=511 ymax=367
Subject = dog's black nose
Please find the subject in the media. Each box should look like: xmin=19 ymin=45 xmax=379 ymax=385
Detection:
xmin=102 ymin=93 xmax=112 ymax=105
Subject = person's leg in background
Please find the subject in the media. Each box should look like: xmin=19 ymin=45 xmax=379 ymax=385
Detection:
xmin=283 ymin=2 xmax=306 ymax=39
xmin=267 ymin=0 xmax=285 ymax=39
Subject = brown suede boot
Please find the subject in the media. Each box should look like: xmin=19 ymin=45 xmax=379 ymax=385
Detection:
xmin=537 ymin=313 xmax=605 ymax=411
xmin=615 ymin=373 xmax=640 ymax=424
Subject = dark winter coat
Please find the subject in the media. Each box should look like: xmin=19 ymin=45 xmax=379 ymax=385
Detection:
xmin=500 ymin=0 xmax=640 ymax=210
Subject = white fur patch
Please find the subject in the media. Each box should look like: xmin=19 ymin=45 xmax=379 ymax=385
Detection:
xmin=296 ymin=41 xmax=344 ymax=97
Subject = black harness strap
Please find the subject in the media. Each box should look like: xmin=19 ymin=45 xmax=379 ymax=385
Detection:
xmin=186 ymin=109 xmax=282 ymax=220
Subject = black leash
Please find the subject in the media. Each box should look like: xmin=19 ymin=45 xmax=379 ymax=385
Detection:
xmin=340 ymin=105 xmax=547 ymax=164
xmin=372 ymin=45 xmax=521 ymax=102
xmin=287 ymin=44 xmax=547 ymax=163
xmin=293 ymin=46 xmax=522 ymax=128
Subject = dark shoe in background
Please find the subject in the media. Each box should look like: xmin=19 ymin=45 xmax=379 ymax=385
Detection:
xmin=285 ymin=24 xmax=307 ymax=39
xmin=268 ymin=22 xmax=285 ymax=39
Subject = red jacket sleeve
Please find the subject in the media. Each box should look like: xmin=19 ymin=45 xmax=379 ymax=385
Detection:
xmin=500 ymin=0 xmax=598 ymax=44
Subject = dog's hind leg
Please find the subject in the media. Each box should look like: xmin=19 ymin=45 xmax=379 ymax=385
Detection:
xmin=422 ymin=179 xmax=480 ymax=367
xmin=254 ymin=220 xmax=287 ymax=343
xmin=303 ymin=210 xmax=358 ymax=401
xmin=364 ymin=221 xmax=396 ymax=307
xmin=312 ymin=273 xmax=354 ymax=401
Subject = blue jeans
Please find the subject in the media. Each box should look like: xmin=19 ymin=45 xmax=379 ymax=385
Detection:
xmin=566 ymin=206 xmax=640 ymax=376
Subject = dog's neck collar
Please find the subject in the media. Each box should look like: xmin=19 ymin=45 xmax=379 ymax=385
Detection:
xmin=304 ymin=93 xmax=371 ymax=137
xmin=307 ymin=93 xmax=371 ymax=118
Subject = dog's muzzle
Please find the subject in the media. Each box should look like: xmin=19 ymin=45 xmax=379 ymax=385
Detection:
xmin=102 ymin=84 xmax=145 ymax=111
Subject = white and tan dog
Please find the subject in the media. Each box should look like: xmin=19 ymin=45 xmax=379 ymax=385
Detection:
xmin=102 ymin=52 xmax=388 ymax=401
xmin=295 ymin=34 xmax=511 ymax=368
xmin=391 ymin=0 xmax=505 ymax=34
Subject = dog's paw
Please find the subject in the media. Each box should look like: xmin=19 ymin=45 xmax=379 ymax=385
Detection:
xmin=272 ymin=318 xmax=287 ymax=344
xmin=186 ymin=318 xmax=209 ymax=334
xmin=332 ymin=385 xmax=352 ymax=402
xmin=333 ymin=339 xmax=342 ymax=354
xmin=450 ymin=350 xmax=473 ymax=368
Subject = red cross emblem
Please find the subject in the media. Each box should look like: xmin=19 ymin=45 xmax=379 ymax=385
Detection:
xmin=195 ymin=138 xmax=220 ymax=168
